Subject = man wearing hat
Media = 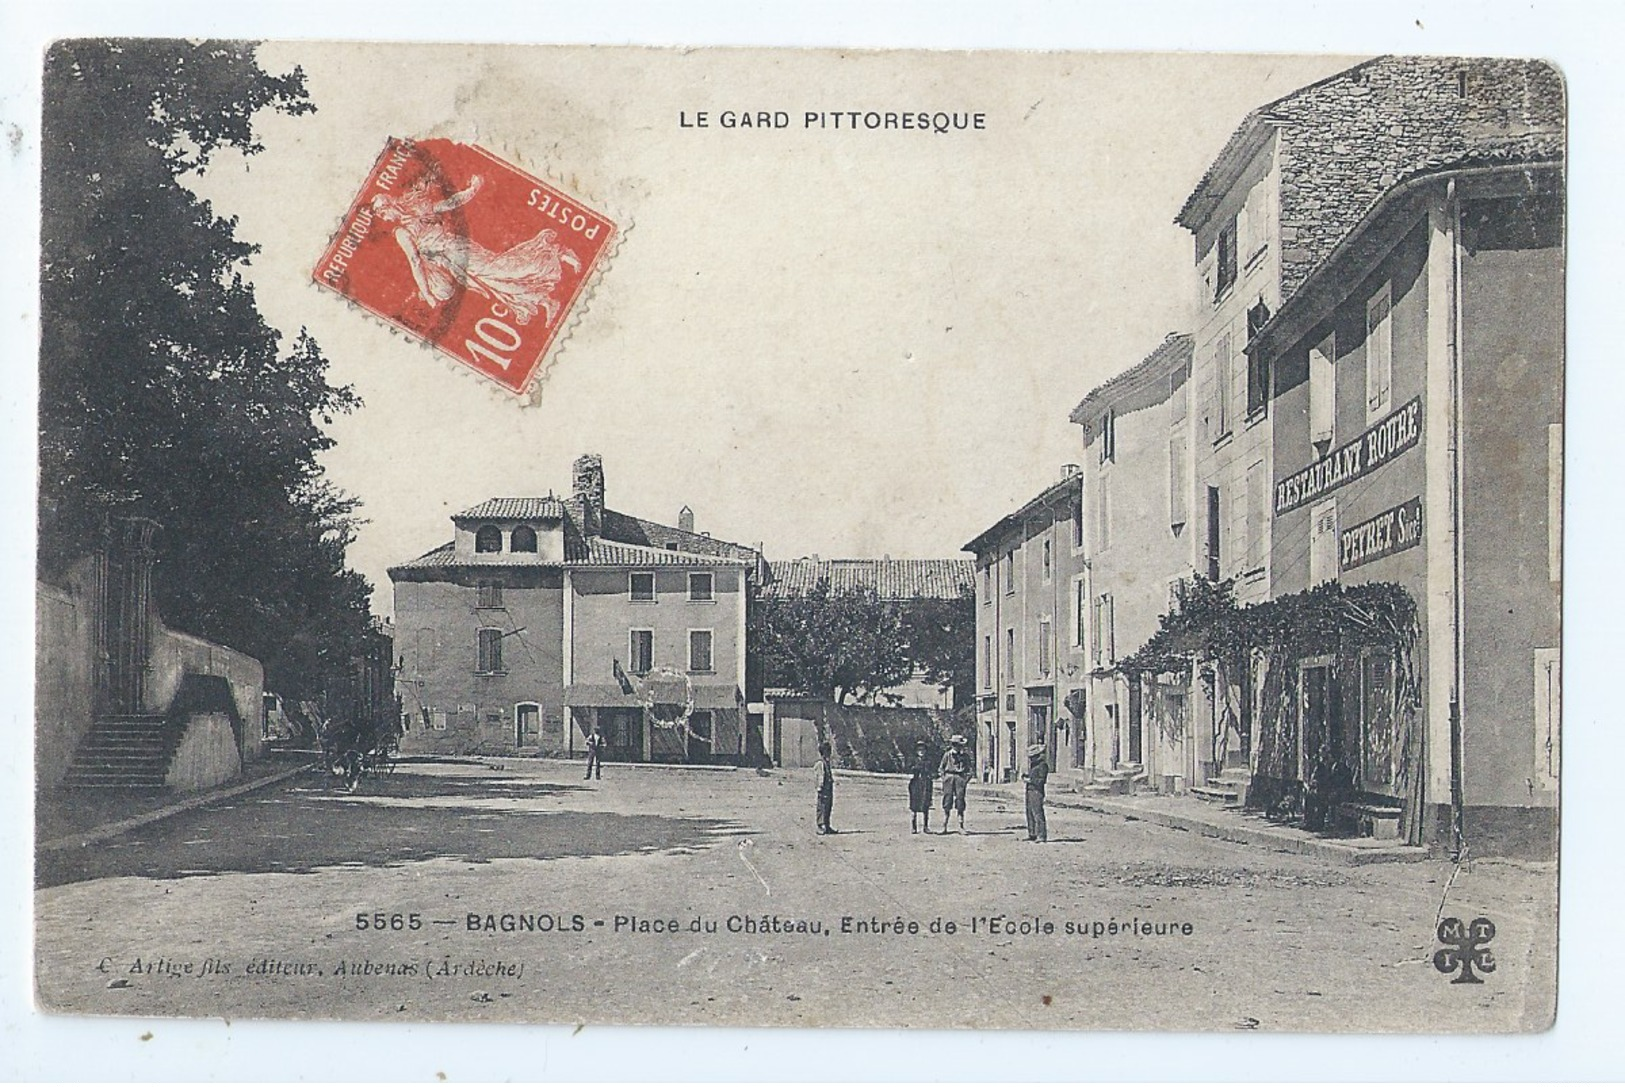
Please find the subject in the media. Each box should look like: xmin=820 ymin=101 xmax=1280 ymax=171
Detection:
xmin=937 ymin=734 xmax=972 ymax=833
xmin=1023 ymin=742 xmax=1050 ymax=842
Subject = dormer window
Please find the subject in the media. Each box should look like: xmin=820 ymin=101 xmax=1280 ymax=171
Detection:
xmin=475 ymin=525 xmax=503 ymax=553
xmin=510 ymin=525 xmax=537 ymax=553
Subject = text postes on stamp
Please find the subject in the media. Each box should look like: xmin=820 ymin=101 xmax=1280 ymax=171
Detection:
xmin=314 ymin=138 xmax=615 ymax=395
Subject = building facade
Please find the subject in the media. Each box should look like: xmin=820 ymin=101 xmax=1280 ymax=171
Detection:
xmin=1253 ymin=160 xmax=1562 ymax=856
xmin=389 ymin=454 xmax=762 ymax=763
xmin=964 ymin=472 xmax=1088 ymax=784
xmin=1171 ymin=56 xmax=1565 ymax=794
xmin=1069 ymin=334 xmax=1199 ymax=792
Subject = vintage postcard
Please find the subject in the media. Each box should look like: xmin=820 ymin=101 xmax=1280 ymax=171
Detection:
xmin=34 ymin=41 xmax=1562 ymax=1034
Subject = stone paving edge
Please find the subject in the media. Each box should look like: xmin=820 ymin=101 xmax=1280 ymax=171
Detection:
xmin=1050 ymin=791 xmax=1431 ymax=866
xmin=37 ymin=761 xmax=317 ymax=853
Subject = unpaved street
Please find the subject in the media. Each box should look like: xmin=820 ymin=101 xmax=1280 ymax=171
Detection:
xmin=36 ymin=759 xmax=1555 ymax=1031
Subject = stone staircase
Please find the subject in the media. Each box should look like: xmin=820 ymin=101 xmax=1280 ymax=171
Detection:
xmin=62 ymin=714 xmax=176 ymax=789
xmin=1190 ymin=765 xmax=1251 ymax=808
xmin=1078 ymin=762 xmax=1146 ymax=796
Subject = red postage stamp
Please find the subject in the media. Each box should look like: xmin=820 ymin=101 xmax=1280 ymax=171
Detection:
xmin=314 ymin=138 xmax=616 ymax=395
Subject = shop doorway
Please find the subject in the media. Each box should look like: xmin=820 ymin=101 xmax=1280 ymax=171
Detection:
xmin=601 ymin=708 xmax=645 ymax=762
xmin=515 ymin=703 xmax=540 ymax=748
xmin=1127 ymin=679 xmax=1144 ymax=765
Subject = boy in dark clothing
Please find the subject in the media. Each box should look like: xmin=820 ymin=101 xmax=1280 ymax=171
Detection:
xmin=907 ymin=740 xmax=934 ymax=833
xmin=584 ymin=727 xmax=604 ymax=779
xmin=1023 ymin=742 xmax=1050 ymax=842
xmin=814 ymin=740 xmax=836 ymax=834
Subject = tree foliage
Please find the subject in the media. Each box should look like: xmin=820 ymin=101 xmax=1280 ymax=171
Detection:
xmin=751 ymin=580 xmax=978 ymax=708
xmin=750 ymin=580 xmax=913 ymax=705
xmin=40 ymin=39 xmax=373 ymax=704
xmin=897 ymin=587 xmax=977 ymax=709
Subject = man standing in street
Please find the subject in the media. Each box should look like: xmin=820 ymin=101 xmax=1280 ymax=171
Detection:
xmin=938 ymin=734 xmax=971 ymax=834
xmin=584 ymin=725 xmax=604 ymax=780
xmin=814 ymin=740 xmax=837 ymax=834
xmin=1023 ymin=742 xmax=1050 ymax=842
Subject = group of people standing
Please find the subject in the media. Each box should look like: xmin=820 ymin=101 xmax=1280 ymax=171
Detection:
xmin=813 ymin=735 xmax=1051 ymax=842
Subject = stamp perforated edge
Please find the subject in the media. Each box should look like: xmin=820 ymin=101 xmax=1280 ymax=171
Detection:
xmin=309 ymin=134 xmax=632 ymax=408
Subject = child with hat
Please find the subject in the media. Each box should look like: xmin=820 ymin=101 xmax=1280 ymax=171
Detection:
xmin=938 ymin=734 xmax=972 ymax=833
xmin=1023 ymin=742 xmax=1050 ymax=842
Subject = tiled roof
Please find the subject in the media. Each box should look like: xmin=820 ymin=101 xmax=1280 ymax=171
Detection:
xmin=570 ymin=538 xmax=753 ymax=567
xmin=1176 ymin=56 xmax=1564 ymax=303
xmin=1069 ymin=332 xmax=1193 ymax=424
xmin=389 ymin=542 xmax=458 ymax=571
xmin=762 ymin=558 xmax=974 ymax=601
xmin=599 ymin=507 xmax=760 ymax=563
xmin=454 ymin=496 xmax=565 ymax=521
xmin=389 ymin=537 xmax=751 ymax=573
xmin=962 ymin=473 xmax=1083 ymax=556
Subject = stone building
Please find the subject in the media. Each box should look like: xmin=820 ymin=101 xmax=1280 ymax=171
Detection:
xmin=389 ymin=454 xmax=765 ymax=763
xmin=964 ymin=471 xmax=1088 ymax=783
xmin=1149 ymin=55 xmax=1563 ymax=844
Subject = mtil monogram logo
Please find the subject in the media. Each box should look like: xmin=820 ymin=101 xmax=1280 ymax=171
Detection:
xmin=1434 ymin=916 xmax=1497 ymax=984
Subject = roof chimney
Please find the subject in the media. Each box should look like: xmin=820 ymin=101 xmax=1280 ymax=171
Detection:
xmin=1062 ymin=463 xmax=1081 ymax=478
xmin=572 ymin=453 xmax=605 ymax=538
xmin=678 ymin=505 xmax=694 ymax=534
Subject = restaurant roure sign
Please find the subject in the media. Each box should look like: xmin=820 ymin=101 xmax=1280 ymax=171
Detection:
xmin=1275 ymin=397 xmax=1422 ymax=515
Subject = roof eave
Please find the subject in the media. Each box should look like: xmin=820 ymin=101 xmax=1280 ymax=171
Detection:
xmin=1250 ymin=158 xmax=1564 ymax=364
xmin=963 ymin=476 xmax=1082 ymax=555
xmin=1069 ymin=333 xmax=1194 ymax=424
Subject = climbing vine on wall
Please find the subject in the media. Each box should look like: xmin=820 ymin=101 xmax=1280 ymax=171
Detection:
xmin=1117 ymin=577 xmax=1425 ymax=835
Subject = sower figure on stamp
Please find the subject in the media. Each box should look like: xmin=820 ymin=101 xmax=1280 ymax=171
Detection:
xmin=372 ymin=174 xmax=581 ymax=327
xmin=814 ymin=739 xmax=837 ymax=834
xmin=584 ymin=725 xmax=604 ymax=780
xmin=938 ymin=734 xmax=971 ymax=834
xmin=1023 ymin=743 xmax=1049 ymax=842
xmin=908 ymin=739 xmax=934 ymax=833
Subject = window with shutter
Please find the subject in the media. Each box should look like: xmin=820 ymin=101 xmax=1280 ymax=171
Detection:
xmin=1245 ymin=459 xmax=1266 ymax=572
xmin=1095 ymin=471 xmax=1112 ymax=551
xmin=1212 ymin=333 xmax=1233 ymax=441
xmin=1214 ymin=219 xmax=1237 ymax=300
xmin=629 ymin=629 xmax=653 ymax=675
xmin=1310 ymin=333 xmax=1336 ymax=450
xmin=1169 ymin=432 xmax=1189 ymax=528
xmin=1365 ymin=283 xmax=1393 ymax=423
xmin=1073 ymin=577 xmax=1088 ymax=649
xmin=1309 ymin=499 xmax=1339 ymax=585
xmin=477 ymin=628 xmax=503 ymax=673
xmin=689 ymin=629 xmax=714 ymax=673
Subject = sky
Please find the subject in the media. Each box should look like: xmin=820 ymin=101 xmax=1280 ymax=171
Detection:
xmin=190 ymin=46 xmax=1357 ymax=617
